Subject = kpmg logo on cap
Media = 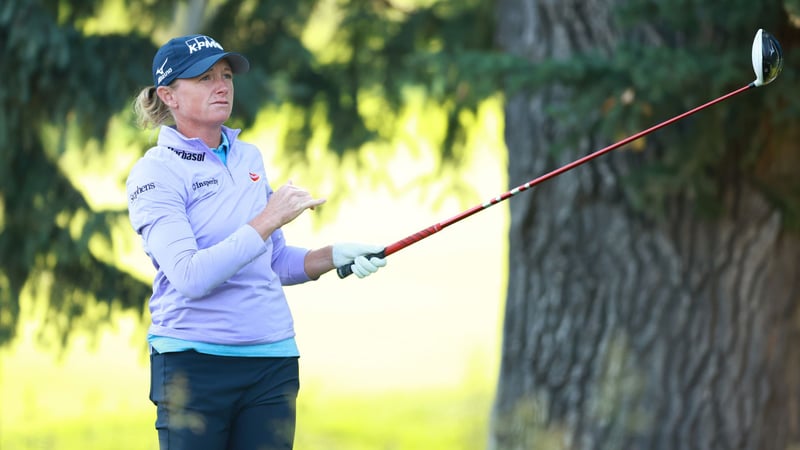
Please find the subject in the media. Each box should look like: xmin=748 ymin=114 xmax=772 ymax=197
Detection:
xmin=154 ymin=34 xmax=243 ymax=87
xmin=185 ymin=36 xmax=224 ymax=54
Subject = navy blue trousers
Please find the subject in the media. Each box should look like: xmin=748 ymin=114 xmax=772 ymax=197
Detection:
xmin=149 ymin=351 xmax=299 ymax=450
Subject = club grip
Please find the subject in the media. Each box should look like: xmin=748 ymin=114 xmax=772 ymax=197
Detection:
xmin=336 ymin=251 xmax=386 ymax=279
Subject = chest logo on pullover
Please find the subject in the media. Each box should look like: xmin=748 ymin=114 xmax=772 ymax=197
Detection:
xmin=192 ymin=178 xmax=219 ymax=191
xmin=249 ymin=172 xmax=260 ymax=182
xmin=169 ymin=147 xmax=206 ymax=162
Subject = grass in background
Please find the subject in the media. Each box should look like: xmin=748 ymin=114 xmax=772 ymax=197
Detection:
xmin=296 ymin=384 xmax=492 ymax=450
xmin=1 ymin=383 xmax=492 ymax=450
xmin=1 ymin=315 xmax=495 ymax=450
xmin=1 ymin=415 xmax=158 ymax=450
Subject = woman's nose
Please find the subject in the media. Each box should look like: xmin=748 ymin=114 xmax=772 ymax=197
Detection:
xmin=214 ymin=77 xmax=230 ymax=93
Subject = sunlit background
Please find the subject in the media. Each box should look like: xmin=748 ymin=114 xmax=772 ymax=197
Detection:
xmin=5 ymin=0 xmax=800 ymax=448
xmin=0 ymin=27 xmax=509 ymax=446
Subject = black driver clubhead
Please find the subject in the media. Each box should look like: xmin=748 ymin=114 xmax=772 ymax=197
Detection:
xmin=752 ymin=29 xmax=784 ymax=86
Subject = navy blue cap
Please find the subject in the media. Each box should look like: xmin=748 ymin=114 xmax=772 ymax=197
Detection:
xmin=152 ymin=34 xmax=250 ymax=87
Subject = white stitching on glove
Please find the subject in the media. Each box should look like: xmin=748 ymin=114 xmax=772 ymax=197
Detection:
xmin=332 ymin=243 xmax=387 ymax=278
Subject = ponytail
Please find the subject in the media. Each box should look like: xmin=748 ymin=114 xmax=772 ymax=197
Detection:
xmin=133 ymin=86 xmax=173 ymax=129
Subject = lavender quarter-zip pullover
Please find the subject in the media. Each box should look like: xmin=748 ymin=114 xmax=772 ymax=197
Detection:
xmin=127 ymin=125 xmax=311 ymax=345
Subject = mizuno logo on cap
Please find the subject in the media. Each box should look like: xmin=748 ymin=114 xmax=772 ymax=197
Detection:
xmin=156 ymin=58 xmax=172 ymax=85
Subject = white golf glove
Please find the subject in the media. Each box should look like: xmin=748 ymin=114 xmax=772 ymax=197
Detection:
xmin=332 ymin=243 xmax=387 ymax=278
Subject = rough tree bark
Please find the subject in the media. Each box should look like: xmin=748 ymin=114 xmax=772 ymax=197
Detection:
xmin=489 ymin=1 xmax=800 ymax=449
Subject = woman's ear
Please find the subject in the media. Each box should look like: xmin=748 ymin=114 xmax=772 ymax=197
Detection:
xmin=156 ymin=85 xmax=177 ymax=108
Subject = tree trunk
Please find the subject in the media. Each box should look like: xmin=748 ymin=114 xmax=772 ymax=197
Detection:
xmin=490 ymin=1 xmax=800 ymax=449
xmin=173 ymin=0 xmax=209 ymax=35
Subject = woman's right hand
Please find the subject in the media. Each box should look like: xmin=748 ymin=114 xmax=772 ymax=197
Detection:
xmin=248 ymin=181 xmax=326 ymax=240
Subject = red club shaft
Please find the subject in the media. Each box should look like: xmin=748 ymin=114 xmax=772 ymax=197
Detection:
xmin=383 ymin=83 xmax=754 ymax=257
xmin=337 ymin=82 xmax=754 ymax=278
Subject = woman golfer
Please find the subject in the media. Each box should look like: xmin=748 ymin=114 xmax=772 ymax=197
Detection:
xmin=127 ymin=34 xmax=386 ymax=450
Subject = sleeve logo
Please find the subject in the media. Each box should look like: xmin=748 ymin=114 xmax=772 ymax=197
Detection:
xmin=129 ymin=182 xmax=156 ymax=204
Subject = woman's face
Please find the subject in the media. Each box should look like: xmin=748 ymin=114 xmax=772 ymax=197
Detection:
xmin=161 ymin=59 xmax=234 ymax=130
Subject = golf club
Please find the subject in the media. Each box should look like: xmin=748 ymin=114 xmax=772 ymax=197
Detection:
xmin=338 ymin=28 xmax=784 ymax=278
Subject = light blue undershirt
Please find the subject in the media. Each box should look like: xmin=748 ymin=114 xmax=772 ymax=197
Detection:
xmin=212 ymin=132 xmax=229 ymax=165
xmin=148 ymin=334 xmax=300 ymax=357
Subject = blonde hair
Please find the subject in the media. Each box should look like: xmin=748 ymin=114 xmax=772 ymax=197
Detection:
xmin=133 ymin=86 xmax=174 ymax=129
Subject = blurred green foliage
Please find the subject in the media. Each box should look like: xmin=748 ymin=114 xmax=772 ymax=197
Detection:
xmin=611 ymin=0 xmax=800 ymax=222
xmin=0 ymin=0 xmax=499 ymax=347
xmin=510 ymin=0 xmax=800 ymax=223
xmin=0 ymin=0 xmax=159 ymax=346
